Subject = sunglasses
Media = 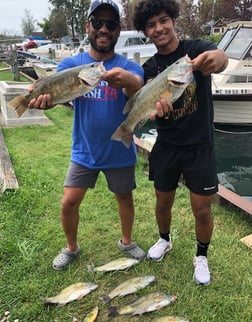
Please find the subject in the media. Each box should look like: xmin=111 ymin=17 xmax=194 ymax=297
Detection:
xmin=89 ymin=16 xmax=120 ymax=32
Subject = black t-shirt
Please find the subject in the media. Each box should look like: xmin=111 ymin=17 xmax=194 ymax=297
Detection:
xmin=143 ymin=39 xmax=217 ymax=147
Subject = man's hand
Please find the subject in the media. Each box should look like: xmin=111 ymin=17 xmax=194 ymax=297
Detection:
xmin=27 ymin=83 xmax=53 ymax=110
xmin=102 ymin=67 xmax=143 ymax=97
xmin=28 ymin=94 xmax=52 ymax=110
xmin=150 ymin=99 xmax=173 ymax=121
xmin=191 ymin=49 xmax=228 ymax=76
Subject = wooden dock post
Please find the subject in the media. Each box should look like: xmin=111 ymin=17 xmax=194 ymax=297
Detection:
xmin=0 ymin=128 xmax=19 ymax=192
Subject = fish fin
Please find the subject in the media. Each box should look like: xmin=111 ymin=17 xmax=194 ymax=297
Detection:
xmin=7 ymin=95 xmax=28 ymax=118
xmin=108 ymin=306 xmax=119 ymax=317
xmin=61 ymin=101 xmax=73 ymax=109
xmin=40 ymin=296 xmax=47 ymax=304
xmin=137 ymin=116 xmax=149 ymax=129
xmin=98 ymin=295 xmax=111 ymax=304
xmin=111 ymin=124 xmax=133 ymax=148
xmin=87 ymin=264 xmax=95 ymax=272
xmin=40 ymin=296 xmax=54 ymax=305
xmin=123 ymin=91 xmax=140 ymax=114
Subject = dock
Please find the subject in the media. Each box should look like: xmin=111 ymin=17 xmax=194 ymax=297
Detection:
xmin=0 ymin=127 xmax=19 ymax=192
xmin=134 ymin=136 xmax=252 ymax=216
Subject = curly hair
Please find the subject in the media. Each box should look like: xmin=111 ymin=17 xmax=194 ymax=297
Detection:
xmin=133 ymin=0 xmax=180 ymax=32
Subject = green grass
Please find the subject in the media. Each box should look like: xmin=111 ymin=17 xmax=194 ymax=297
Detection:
xmin=0 ymin=107 xmax=252 ymax=321
xmin=0 ymin=62 xmax=30 ymax=82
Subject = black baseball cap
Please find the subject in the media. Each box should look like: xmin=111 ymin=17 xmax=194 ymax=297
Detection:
xmin=88 ymin=0 xmax=120 ymax=20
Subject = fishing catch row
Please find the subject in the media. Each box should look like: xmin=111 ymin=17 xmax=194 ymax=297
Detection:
xmin=41 ymin=257 xmax=190 ymax=320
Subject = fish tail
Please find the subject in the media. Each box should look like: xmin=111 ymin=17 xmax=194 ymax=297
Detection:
xmin=40 ymin=296 xmax=50 ymax=305
xmin=108 ymin=306 xmax=119 ymax=317
xmin=99 ymin=295 xmax=111 ymax=304
xmin=111 ymin=124 xmax=133 ymax=148
xmin=86 ymin=264 xmax=95 ymax=272
xmin=7 ymin=95 xmax=28 ymax=118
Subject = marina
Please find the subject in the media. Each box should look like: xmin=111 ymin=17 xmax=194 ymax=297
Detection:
xmin=212 ymin=21 xmax=252 ymax=125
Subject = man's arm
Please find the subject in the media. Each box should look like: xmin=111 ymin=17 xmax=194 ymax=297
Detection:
xmin=102 ymin=67 xmax=143 ymax=97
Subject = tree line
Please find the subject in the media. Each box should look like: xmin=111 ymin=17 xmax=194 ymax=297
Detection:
xmin=6 ymin=0 xmax=252 ymax=40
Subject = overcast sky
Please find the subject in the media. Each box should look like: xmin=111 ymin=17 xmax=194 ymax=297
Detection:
xmin=0 ymin=0 xmax=124 ymax=36
xmin=0 ymin=0 xmax=50 ymax=35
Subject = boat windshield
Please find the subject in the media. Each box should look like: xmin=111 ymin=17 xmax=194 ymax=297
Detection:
xmin=218 ymin=25 xmax=252 ymax=60
xmin=217 ymin=27 xmax=237 ymax=50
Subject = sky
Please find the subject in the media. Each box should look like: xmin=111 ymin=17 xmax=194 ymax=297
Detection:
xmin=0 ymin=0 xmax=124 ymax=36
xmin=0 ymin=0 xmax=50 ymax=35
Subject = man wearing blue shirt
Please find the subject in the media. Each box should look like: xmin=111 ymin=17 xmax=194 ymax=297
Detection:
xmin=29 ymin=0 xmax=145 ymax=270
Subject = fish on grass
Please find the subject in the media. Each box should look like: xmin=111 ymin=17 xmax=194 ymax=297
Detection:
xmin=99 ymin=275 xmax=155 ymax=304
xmin=108 ymin=292 xmax=177 ymax=317
xmin=83 ymin=306 xmax=99 ymax=322
xmin=8 ymin=61 xmax=106 ymax=118
xmin=111 ymin=55 xmax=194 ymax=148
xmin=42 ymin=282 xmax=98 ymax=305
xmin=152 ymin=316 xmax=190 ymax=322
xmin=87 ymin=257 xmax=139 ymax=273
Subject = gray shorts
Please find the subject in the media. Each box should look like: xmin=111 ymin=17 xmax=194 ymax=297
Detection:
xmin=64 ymin=161 xmax=136 ymax=194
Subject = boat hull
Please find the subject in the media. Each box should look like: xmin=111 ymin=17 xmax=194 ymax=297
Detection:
xmin=32 ymin=62 xmax=57 ymax=78
xmin=213 ymin=95 xmax=252 ymax=125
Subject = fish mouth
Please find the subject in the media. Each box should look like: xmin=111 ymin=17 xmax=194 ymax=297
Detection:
xmin=171 ymin=80 xmax=185 ymax=85
xmin=80 ymin=79 xmax=92 ymax=86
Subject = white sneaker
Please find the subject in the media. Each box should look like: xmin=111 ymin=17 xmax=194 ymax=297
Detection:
xmin=193 ymin=256 xmax=211 ymax=285
xmin=147 ymin=238 xmax=172 ymax=261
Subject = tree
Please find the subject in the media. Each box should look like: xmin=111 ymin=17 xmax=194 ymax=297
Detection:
xmin=199 ymin=0 xmax=251 ymax=23
xmin=121 ymin=0 xmax=139 ymax=30
xmin=238 ymin=0 xmax=252 ymax=20
xmin=214 ymin=0 xmax=240 ymax=21
xmin=37 ymin=19 xmax=51 ymax=37
xmin=49 ymin=0 xmax=90 ymax=40
xmin=177 ymin=0 xmax=203 ymax=38
xmin=21 ymin=9 xmax=37 ymax=36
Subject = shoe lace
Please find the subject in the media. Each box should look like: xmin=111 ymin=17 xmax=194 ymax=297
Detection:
xmin=155 ymin=238 xmax=169 ymax=249
xmin=195 ymin=256 xmax=208 ymax=270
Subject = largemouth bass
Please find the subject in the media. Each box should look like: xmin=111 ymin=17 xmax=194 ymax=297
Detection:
xmin=99 ymin=275 xmax=155 ymax=304
xmin=83 ymin=306 xmax=99 ymax=322
xmin=42 ymin=282 xmax=98 ymax=305
xmin=8 ymin=61 xmax=106 ymax=117
xmin=111 ymin=55 xmax=194 ymax=147
xmin=152 ymin=316 xmax=190 ymax=322
xmin=108 ymin=292 xmax=177 ymax=317
xmin=87 ymin=257 xmax=139 ymax=273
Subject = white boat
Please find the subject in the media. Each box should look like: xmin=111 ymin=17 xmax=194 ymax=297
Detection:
xmin=32 ymin=62 xmax=57 ymax=78
xmin=28 ymin=43 xmax=73 ymax=61
xmin=212 ymin=21 xmax=252 ymax=125
xmin=16 ymin=50 xmax=58 ymax=79
xmin=75 ymin=30 xmax=157 ymax=63
xmin=115 ymin=30 xmax=156 ymax=62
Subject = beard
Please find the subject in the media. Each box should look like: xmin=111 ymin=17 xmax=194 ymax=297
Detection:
xmin=88 ymin=36 xmax=117 ymax=53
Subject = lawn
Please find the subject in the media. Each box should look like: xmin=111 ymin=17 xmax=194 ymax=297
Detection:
xmin=0 ymin=105 xmax=251 ymax=321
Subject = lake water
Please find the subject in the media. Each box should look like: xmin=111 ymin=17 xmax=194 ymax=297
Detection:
xmin=214 ymin=125 xmax=252 ymax=201
xmin=136 ymin=123 xmax=252 ymax=201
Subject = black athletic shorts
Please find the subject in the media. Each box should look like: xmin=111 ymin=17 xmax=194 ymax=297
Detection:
xmin=149 ymin=141 xmax=218 ymax=195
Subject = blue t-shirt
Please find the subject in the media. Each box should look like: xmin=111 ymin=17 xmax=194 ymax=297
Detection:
xmin=57 ymin=52 xmax=144 ymax=169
